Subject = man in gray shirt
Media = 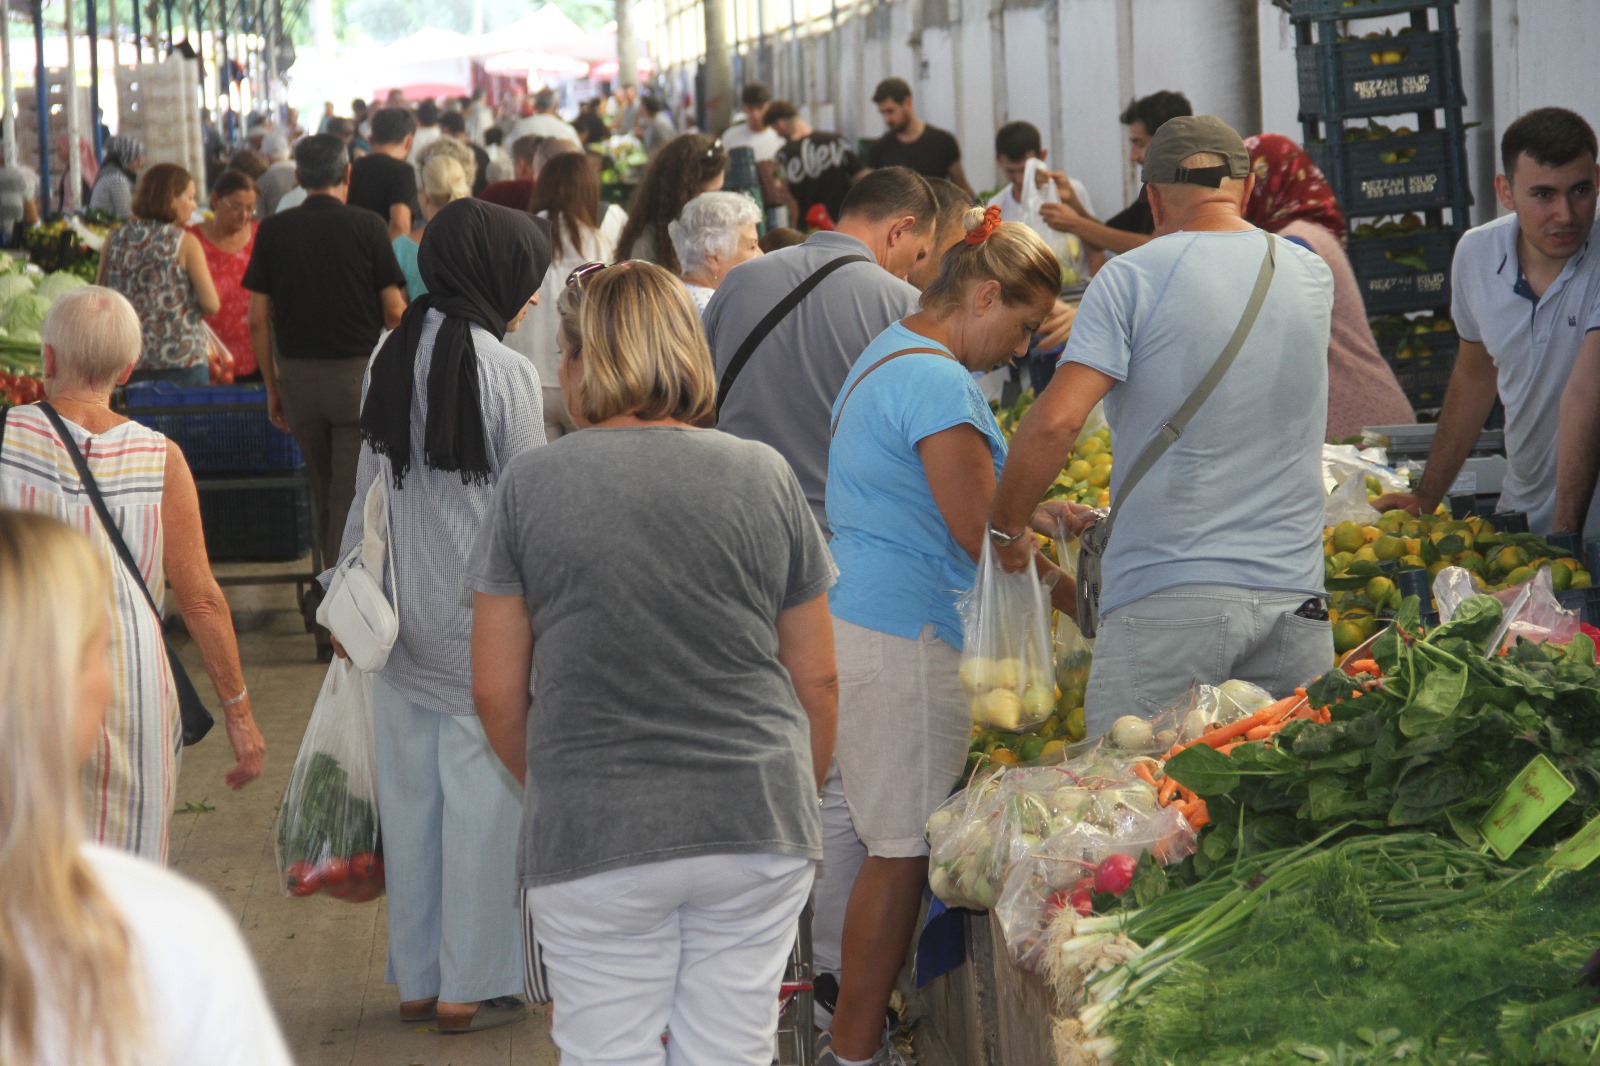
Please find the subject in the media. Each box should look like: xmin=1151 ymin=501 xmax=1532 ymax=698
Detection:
xmin=705 ymin=167 xmax=940 ymax=536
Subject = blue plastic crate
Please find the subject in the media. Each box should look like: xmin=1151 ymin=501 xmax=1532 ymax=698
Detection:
xmin=124 ymin=381 xmax=303 ymax=474
xmin=1291 ymin=0 xmax=1454 ymax=22
xmin=1347 ymin=227 xmax=1457 ymax=313
xmin=1557 ymin=586 xmax=1600 ymax=628
xmin=1297 ymin=31 xmax=1460 ymax=120
xmin=1308 ymin=129 xmax=1468 ymax=216
xmin=198 ymin=477 xmax=312 ymax=561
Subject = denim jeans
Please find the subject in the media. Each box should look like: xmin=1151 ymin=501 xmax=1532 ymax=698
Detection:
xmin=1083 ymin=583 xmax=1333 ymax=739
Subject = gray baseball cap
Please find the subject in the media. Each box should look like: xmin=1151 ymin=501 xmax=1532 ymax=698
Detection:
xmin=1140 ymin=115 xmax=1250 ymax=187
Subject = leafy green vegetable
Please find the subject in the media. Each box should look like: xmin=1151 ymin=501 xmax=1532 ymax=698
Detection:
xmin=2 ymin=293 xmax=51 ymax=338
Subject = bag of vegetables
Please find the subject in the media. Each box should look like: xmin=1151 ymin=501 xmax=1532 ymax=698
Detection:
xmin=959 ymin=537 xmax=1056 ymax=733
xmin=274 ymin=659 xmax=384 ymax=902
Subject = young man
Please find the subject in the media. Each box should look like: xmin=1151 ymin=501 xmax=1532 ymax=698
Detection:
xmin=1375 ymin=108 xmax=1600 ymax=539
xmin=439 ymin=110 xmax=491 ymax=197
xmin=1040 ymin=90 xmax=1193 ymax=257
xmin=865 ymin=78 xmax=974 ymax=199
xmin=347 ymin=106 xmax=420 ymax=239
xmin=766 ymin=99 xmax=864 ymax=228
xmin=723 ymin=83 xmax=793 ymax=220
xmin=988 ymin=120 xmax=1103 ymax=283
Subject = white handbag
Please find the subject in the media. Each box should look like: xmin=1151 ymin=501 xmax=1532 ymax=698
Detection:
xmin=317 ymin=462 xmax=399 ymax=673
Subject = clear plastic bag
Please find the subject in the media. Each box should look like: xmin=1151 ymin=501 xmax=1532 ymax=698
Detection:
xmin=1434 ymin=565 xmax=1579 ymax=650
xmin=274 ymin=660 xmax=385 ymax=902
xmin=926 ymin=770 xmax=1011 ymax=910
xmin=959 ymin=536 xmax=1057 ymax=733
xmin=1052 ymin=519 xmax=1093 ymax=743
xmin=1015 ymin=157 xmax=1082 ymax=279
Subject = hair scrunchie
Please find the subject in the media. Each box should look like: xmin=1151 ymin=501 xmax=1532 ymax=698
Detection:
xmin=964 ymin=203 xmax=1004 ymax=246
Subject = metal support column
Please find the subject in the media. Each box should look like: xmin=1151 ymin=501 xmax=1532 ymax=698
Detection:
xmin=702 ymin=0 xmax=731 ymax=134
xmin=32 ymin=0 xmax=48 ymax=212
xmin=88 ymin=0 xmax=104 ymax=156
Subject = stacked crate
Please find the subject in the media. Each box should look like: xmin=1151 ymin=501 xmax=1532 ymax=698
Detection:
xmin=1292 ymin=0 xmax=1474 ymax=416
xmin=115 ymin=57 xmax=205 ymax=184
xmin=13 ymin=71 xmax=91 ymax=190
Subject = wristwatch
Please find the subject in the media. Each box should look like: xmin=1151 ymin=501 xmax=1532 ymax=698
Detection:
xmin=987 ymin=524 xmax=1027 ymax=548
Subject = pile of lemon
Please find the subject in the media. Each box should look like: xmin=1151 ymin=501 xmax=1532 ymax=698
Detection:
xmin=993 ymin=392 xmax=1115 ymax=511
xmin=1323 ymin=509 xmax=1592 ymax=653
xmin=965 ymin=648 xmax=1091 ymax=771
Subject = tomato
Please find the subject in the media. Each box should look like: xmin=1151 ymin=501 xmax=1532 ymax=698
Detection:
xmin=286 ymin=861 xmax=321 ymax=896
xmin=316 ymin=856 xmax=351 ymax=886
xmin=348 ymin=852 xmax=379 ymax=880
xmin=348 ymin=878 xmax=383 ymax=903
xmin=321 ymin=878 xmax=356 ymax=901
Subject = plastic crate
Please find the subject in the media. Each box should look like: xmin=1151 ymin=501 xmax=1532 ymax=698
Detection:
xmin=198 ymin=477 xmax=312 ymax=561
xmin=1386 ymin=352 xmax=1454 ymax=410
xmin=1347 ymin=227 xmax=1456 ymax=313
xmin=1373 ymin=320 xmax=1458 ymax=365
xmin=1557 ymin=586 xmax=1600 ymax=627
xmin=1296 ymin=32 xmax=1460 ymax=119
xmin=1291 ymin=0 xmax=1453 ymax=21
xmin=124 ymin=381 xmax=303 ymax=474
xmin=1308 ymin=129 xmax=1466 ymax=216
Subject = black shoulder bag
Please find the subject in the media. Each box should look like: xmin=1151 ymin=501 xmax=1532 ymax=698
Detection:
xmin=37 ymin=402 xmax=215 ymax=746
xmin=715 ymin=253 xmax=870 ymax=415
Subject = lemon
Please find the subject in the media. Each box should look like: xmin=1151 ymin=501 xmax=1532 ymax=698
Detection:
xmin=1091 ymin=451 xmax=1114 ymax=468
xmin=987 ymin=747 xmax=1019 ymax=766
xmin=1548 ymin=562 xmax=1573 ymax=593
xmin=1353 ymin=544 xmax=1379 ymax=564
xmin=1040 ymin=739 xmax=1066 ymax=760
xmin=1331 ymin=551 xmax=1355 ymax=572
xmin=1502 ymin=565 xmax=1536 ymax=588
xmin=1332 ymin=620 xmax=1367 ymax=654
xmin=1331 ymin=521 xmax=1367 ymax=555
xmin=1079 ymin=436 xmax=1106 ymax=458
xmin=1377 ymin=509 xmax=1409 ymax=534
xmin=1399 ymin=554 xmax=1427 ymax=570
xmin=1571 ymin=569 xmax=1593 ymax=590
xmin=1065 ymin=705 xmax=1086 ymax=741
xmin=1065 ymin=459 xmax=1093 ymax=482
xmin=1373 ymin=534 xmax=1407 ymax=561
xmin=1365 ymin=576 xmax=1396 ymax=605
xmin=1088 ymin=466 xmax=1111 ymax=489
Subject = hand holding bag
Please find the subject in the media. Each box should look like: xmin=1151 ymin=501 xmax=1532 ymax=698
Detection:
xmin=318 ymin=462 xmax=399 ymax=673
xmin=1076 ymin=234 xmax=1278 ymax=638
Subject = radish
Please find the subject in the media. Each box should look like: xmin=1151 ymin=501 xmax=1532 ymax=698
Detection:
xmin=1067 ymin=877 xmax=1095 ymax=916
xmin=1093 ymin=853 xmax=1138 ymax=896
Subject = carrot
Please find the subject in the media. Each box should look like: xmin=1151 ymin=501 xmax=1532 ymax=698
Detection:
xmin=1187 ymin=807 xmax=1211 ymax=830
xmin=1131 ymin=762 xmax=1158 ymax=786
xmin=1175 ymin=784 xmax=1199 ymax=806
xmin=1157 ymin=777 xmax=1182 ymax=806
xmin=1193 ymin=707 xmax=1277 ymax=747
xmin=1245 ymin=724 xmax=1276 ymax=742
xmin=1215 ymin=742 xmax=1244 ymax=756
xmin=1347 ymin=659 xmax=1381 ymax=676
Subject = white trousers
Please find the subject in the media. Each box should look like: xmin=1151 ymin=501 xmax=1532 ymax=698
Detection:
xmin=527 ymin=852 xmax=814 ymax=1066
xmin=371 ymin=675 xmax=525 ymax=1003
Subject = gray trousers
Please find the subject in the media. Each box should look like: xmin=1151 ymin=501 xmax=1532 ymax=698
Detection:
xmin=274 ymin=356 xmax=366 ymax=567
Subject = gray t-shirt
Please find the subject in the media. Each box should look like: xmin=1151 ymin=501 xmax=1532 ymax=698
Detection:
xmin=467 ymin=427 xmax=837 ymax=887
xmin=1063 ymin=229 xmax=1334 ymax=616
xmin=705 ymin=231 xmax=920 ymax=536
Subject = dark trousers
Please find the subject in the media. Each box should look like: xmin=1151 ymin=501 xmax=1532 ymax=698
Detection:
xmin=275 ymin=356 xmax=366 ymax=568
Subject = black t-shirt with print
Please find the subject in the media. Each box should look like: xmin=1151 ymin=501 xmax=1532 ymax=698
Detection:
xmin=867 ymin=125 xmax=961 ymax=181
xmin=1105 ymin=187 xmax=1155 ymax=236
xmin=347 ymin=153 xmax=420 ymax=225
xmin=777 ymin=132 xmax=862 ymax=225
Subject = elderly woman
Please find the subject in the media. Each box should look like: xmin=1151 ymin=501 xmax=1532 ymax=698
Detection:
xmin=333 ymin=198 xmax=550 ymax=1034
xmin=99 ymin=163 xmax=221 ymax=387
xmin=669 ymin=191 xmax=764 ymax=312
xmin=0 ymin=287 xmax=266 ymax=863
xmin=471 ymin=261 xmax=838 ymax=1065
xmin=88 ymin=134 xmax=144 ymax=217
xmin=0 ymin=512 xmax=292 ymax=1066
xmin=393 ymin=154 xmax=472 ymax=301
xmin=819 ymin=208 xmax=1075 ymax=1066
xmin=190 ymin=169 xmax=260 ymax=378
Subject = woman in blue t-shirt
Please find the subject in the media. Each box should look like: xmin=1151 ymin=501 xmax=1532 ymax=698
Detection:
xmin=819 ymin=205 xmax=1078 ymax=1066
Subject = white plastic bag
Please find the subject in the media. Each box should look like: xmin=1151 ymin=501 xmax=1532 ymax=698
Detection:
xmin=274 ymin=660 xmax=385 ymax=902
xmin=959 ymin=537 xmax=1057 ymax=732
xmin=1015 ymin=158 xmax=1082 ymax=279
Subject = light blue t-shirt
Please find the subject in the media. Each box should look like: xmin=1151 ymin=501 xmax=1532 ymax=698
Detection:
xmin=393 ymin=235 xmax=426 ymax=302
xmin=827 ymin=322 xmax=1006 ymax=649
xmin=1061 ymin=228 xmax=1333 ymax=617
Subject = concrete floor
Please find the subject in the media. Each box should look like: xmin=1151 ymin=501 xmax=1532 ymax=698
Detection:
xmin=167 ymin=562 xmax=559 ymax=1066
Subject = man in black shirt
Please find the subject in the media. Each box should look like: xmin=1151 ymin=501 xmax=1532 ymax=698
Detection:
xmin=348 ymin=107 xmax=419 ymax=239
xmin=864 ymin=78 xmax=974 ymax=198
xmin=439 ymin=110 xmax=491 ymax=197
xmin=244 ymin=135 xmax=407 ymax=608
xmin=1039 ymin=89 xmax=1192 ymax=256
xmin=765 ymin=99 xmax=864 ymax=228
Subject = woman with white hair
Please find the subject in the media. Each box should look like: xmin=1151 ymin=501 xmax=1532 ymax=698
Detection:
xmin=669 ymin=191 xmax=764 ymax=312
xmin=0 ymin=286 xmax=266 ymax=863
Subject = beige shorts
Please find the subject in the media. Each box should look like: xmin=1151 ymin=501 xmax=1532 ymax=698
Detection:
xmin=831 ymin=616 xmax=971 ymax=858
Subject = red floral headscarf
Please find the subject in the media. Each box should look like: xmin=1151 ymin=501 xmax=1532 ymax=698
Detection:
xmin=1243 ymin=133 xmax=1346 ymax=244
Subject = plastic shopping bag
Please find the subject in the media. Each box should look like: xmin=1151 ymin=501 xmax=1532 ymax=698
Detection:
xmin=925 ymin=769 xmax=1012 ymax=910
xmin=1016 ymin=158 xmax=1082 ymax=281
xmin=960 ymin=537 xmax=1057 ymax=733
xmin=274 ymin=659 xmax=385 ymax=902
xmin=1434 ymin=565 xmax=1579 ymax=650
xmin=1051 ymin=519 xmax=1093 ymax=743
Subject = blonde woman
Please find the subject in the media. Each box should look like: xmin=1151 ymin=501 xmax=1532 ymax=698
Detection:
xmin=0 ymin=512 xmax=292 ymax=1066
xmin=470 ymin=261 xmax=839 ymax=1064
xmin=817 ymin=206 xmax=1075 ymax=1066
xmin=393 ymin=154 xmax=471 ymax=301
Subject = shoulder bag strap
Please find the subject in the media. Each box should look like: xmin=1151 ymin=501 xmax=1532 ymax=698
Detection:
xmin=830 ymin=347 xmax=954 ymax=438
xmin=37 ymin=402 xmax=166 ymax=623
xmin=1102 ymin=233 xmax=1277 ymax=531
xmin=715 ymin=253 xmax=871 ymax=414
xmin=0 ymin=404 xmax=9 ymax=451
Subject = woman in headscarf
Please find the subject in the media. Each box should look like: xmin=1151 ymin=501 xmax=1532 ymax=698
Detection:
xmin=89 ymin=135 xmax=145 ymax=218
xmin=1244 ymin=133 xmax=1414 ymax=439
xmin=325 ymin=196 xmax=552 ymax=1035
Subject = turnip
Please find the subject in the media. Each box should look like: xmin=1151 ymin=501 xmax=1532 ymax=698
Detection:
xmin=1110 ymin=715 xmax=1154 ymax=749
xmin=1093 ymin=853 xmax=1138 ymax=895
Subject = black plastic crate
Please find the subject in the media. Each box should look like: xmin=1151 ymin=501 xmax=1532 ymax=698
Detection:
xmin=124 ymin=381 xmax=304 ymax=474
xmin=1308 ymin=129 xmax=1466 ymax=215
xmin=1372 ymin=318 xmax=1458 ymax=365
xmin=1347 ymin=227 xmax=1456 ymax=313
xmin=1558 ymin=586 xmax=1600 ymax=627
xmin=1291 ymin=0 xmax=1454 ymax=21
xmin=1386 ymin=352 xmax=1454 ymax=410
xmin=199 ymin=479 xmax=312 ymax=561
xmin=1297 ymin=32 xmax=1460 ymax=119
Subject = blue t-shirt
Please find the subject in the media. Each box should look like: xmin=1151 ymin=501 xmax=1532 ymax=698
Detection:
xmin=827 ymin=322 xmax=1006 ymax=648
xmin=1061 ymin=228 xmax=1333 ymax=616
xmin=393 ymin=235 xmax=426 ymax=302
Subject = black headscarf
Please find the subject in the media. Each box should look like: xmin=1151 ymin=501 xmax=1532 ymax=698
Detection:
xmin=362 ymin=198 xmax=552 ymax=487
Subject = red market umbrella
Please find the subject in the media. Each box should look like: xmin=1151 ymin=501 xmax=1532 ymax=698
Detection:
xmin=376 ymin=82 xmax=471 ymax=102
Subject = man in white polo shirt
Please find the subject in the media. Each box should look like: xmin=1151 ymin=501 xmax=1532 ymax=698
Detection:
xmin=1375 ymin=107 xmax=1600 ymax=538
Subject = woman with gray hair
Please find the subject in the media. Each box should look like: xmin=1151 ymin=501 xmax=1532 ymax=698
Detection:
xmin=0 ymin=286 xmax=266 ymax=863
xmin=89 ymin=135 xmax=144 ymax=218
xmin=668 ymin=191 xmax=764 ymax=311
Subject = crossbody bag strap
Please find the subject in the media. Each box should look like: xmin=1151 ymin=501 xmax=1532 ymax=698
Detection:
xmin=38 ymin=402 xmax=166 ymax=623
xmin=830 ymin=347 xmax=954 ymax=438
xmin=0 ymin=404 xmax=9 ymax=451
xmin=1103 ymin=233 xmax=1277 ymax=530
xmin=715 ymin=253 xmax=871 ymax=415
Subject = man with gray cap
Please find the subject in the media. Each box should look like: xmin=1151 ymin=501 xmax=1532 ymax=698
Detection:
xmin=988 ymin=115 xmax=1336 ymax=736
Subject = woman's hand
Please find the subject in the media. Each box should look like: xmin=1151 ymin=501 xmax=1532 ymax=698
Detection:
xmin=223 ymin=707 xmax=266 ymax=789
xmin=1031 ymin=499 xmax=1101 ymax=540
